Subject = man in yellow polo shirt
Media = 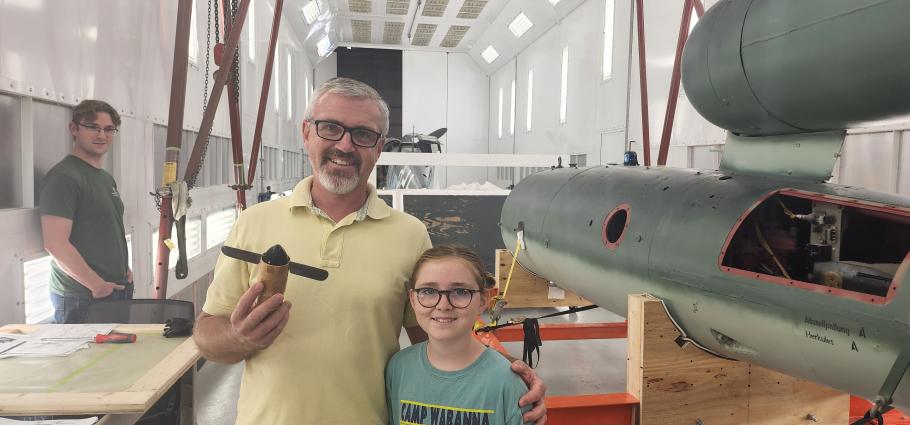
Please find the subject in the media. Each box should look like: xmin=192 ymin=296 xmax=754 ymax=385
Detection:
xmin=194 ymin=78 xmax=547 ymax=424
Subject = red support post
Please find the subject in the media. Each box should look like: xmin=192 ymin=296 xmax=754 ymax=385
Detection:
xmin=247 ymin=0 xmax=284 ymax=187
xmin=657 ymin=0 xmax=695 ymax=166
xmin=634 ymin=0 xmax=652 ymax=166
xmin=692 ymin=0 xmax=705 ymax=17
xmin=154 ymin=0 xmax=193 ymax=299
xmin=476 ymin=322 xmax=639 ymax=424
xmin=491 ymin=322 xmax=627 ymax=342
xmin=219 ymin=0 xmax=248 ymax=210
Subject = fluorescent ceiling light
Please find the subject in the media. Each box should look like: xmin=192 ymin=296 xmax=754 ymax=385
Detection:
xmin=549 ymin=0 xmax=561 ymax=5
xmin=317 ymin=35 xmax=332 ymax=56
xmin=481 ymin=45 xmax=499 ymax=64
xmin=302 ymin=0 xmax=320 ymax=25
xmin=509 ymin=12 xmax=533 ymax=38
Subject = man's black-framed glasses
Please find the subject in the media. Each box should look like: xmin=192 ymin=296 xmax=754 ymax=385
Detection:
xmin=77 ymin=122 xmax=119 ymax=136
xmin=312 ymin=120 xmax=382 ymax=148
xmin=412 ymin=287 xmax=481 ymax=309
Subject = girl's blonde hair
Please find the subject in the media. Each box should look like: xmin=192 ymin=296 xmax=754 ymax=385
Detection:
xmin=409 ymin=245 xmax=495 ymax=290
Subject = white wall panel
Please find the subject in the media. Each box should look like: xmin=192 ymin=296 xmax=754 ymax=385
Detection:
xmin=489 ymin=0 xmax=634 ymax=167
xmin=401 ymin=51 xmax=489 ymax=187
xmin=402 ymin=51 xmax=447 ymax=137
xmin=0 ymin=94 xmax=20 ymax=209
xmin=596 ymin=0 xmax=634 ymax=148
xmin=559 ymin=0 xmax=601 ymax=160
xmin=314 ymin=52 xmax=337 ymax=87
xmin=839 ymin=132 xmax=894 ymax=193
xmin=626 ymin=0 xmax=724 ymax=166
xmin=488 ymin=58 xmax=517 ymax=155
xmin=444 ymin=53 xmax=489 ymax=186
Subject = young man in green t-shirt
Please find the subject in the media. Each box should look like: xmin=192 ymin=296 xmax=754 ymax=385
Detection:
xmin=40 ymin=100 xmax=133 ymax=323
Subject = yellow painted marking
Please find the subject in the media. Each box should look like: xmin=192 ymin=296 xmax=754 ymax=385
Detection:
xmin=162 ymin=162 xmax=177 ymax=185
xmin=46 ymin=345 xmax=124 ymax=392
xmin=400 ymin=399 xmax=494 ymax=414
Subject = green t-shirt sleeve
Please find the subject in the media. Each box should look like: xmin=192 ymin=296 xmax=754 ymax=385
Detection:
xmin=40 ymin=171 xmax=79 ymax=219
xmin=504 ymin=374 xmax=533 ymax=425
xmin=385 ymin=351 xmax=404 ymax=422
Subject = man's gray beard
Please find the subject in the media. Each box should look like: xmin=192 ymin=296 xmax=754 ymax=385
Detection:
xmin=316 ymin=168 xmax=360 ymax=194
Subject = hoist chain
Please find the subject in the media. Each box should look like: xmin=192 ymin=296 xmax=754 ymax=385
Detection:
xmin=185 ymin=0 xmax=219 ymax=189
xmin=229 ymin=0 xmax=241 ymax=102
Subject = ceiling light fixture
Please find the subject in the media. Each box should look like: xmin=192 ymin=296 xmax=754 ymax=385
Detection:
xmin=302 ymin=0 xmax=320 ymax=25
xmin=481 ymin=45 xmax=499 ymax=64
xmin=508 ymin=12 xmax=533 ymax=38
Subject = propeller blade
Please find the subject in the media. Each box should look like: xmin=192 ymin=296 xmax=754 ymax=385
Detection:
xmin=221 ymin=245 xmax=262 ymax=264
xmin=289 ymin=261 xmax=329 ymax=281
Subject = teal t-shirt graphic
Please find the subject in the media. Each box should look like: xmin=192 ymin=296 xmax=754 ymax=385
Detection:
xmin=386 ymin=342 xmax=530 ymax=425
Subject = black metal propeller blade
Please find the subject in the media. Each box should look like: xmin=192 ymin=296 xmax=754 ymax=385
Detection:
xmin=221 ymin=245 xmax=328 ymax=281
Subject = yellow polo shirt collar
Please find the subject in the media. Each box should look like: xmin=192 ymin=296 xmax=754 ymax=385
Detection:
xmin=288 ymin=176 xmax=390 ymax=223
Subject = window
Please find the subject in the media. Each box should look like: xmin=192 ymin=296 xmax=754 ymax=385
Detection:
xmin=126 ymin=233 xmax=133 ymax=273
xmin=509 ymin=80 xmax=516 ymax=136
xmin=498 ymin=88 xmax=503 ymax=140
xmin=286 ymin=52 xmax=293 ymax=120
xmin=152 ymin=217 xmax=203 ymax=271
xmin=560 ymin=47 xmax=569 ymax=124
xmin=274 ymin=55 xmax=280 ymax=111
xmin=206 ymin=207 xmax=237 ymax=248
xmin=247 ymin=0 xmax=255 ymax=62
xmin=603 ymin=0 xmax=615 ymax=80
xmin=509 ymin=13 xmax=533 ymax=38
xmin=526 ymin=69 xmax=533 ymax=132
xmin=482 ymin=46 xmax=499 ymax=64
xmin=720 ymin=190 xmax=910 ymax=304
xmin=304 ymin=75 xmax=310 ymax=108
xmin=22 ymin=255 xmax=54 ymax=324
xmin=188 ymin=0 xmax=200 ymax=65
xmin=549 ymin=0 xmax=561 ymax=5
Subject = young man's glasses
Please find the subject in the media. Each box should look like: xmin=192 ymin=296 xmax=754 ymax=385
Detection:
xmin=412 ymin=287 xmax=481 ymax=309
xmin=311 ymin=120 xmax=382 ymax=148
xmin=77 ymin=122 xmax=119 ymax=136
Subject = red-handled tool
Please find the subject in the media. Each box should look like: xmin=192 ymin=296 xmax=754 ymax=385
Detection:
xmin=94 ymin=332 xmax=137 ymax=343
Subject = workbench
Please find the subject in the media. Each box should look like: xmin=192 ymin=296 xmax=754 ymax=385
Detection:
xmin=0 ymin=324 xmax=199 ymax=425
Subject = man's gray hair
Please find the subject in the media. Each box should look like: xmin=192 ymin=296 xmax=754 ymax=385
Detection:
xmin=304 ymin=77 xmax=390 ymax=136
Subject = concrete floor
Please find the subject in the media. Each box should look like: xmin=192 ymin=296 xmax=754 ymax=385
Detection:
xmin=194 ymin=306 xmax=628 ymax=424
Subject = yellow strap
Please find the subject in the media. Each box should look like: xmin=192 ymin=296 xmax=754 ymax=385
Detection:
xmin=501 ymin=238 xmax=523 ymax=300
xmin=484 ymin=235 xmax=524 ymax=328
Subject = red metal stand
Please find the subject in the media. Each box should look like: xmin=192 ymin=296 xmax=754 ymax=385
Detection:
xmin=478 ymin=322 xmax=639 ymax=424
xmin=850 ymin=397 xmax=910 ymax=425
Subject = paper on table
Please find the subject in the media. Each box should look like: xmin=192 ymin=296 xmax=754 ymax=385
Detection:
xmin=0 ymin=339 xmax=90 ymax=358
xmin=0 ymin=416 xmax=99 ymax=424
xmin=29 ymin=324 xmax=116 ymax=340
xmin=0 ymin=324 xmax=115 ymax=359
xmin=0 ymin=333 xmax=27 ymax=355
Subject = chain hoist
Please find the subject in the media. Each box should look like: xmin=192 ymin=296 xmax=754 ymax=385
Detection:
xmin=229 ymin=0 xmax=241 ymax=102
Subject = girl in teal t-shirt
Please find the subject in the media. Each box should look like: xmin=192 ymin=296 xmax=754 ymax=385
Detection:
xmin=386 ymin=245 xmax=530 ymax=425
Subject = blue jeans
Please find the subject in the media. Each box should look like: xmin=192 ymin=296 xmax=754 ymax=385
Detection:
xmin=50 ymin=282 xmax=134 ymax=324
